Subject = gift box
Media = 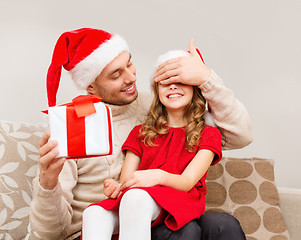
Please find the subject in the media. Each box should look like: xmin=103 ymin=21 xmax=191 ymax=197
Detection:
xmin=45 ymin=95 xmax=114 ymax=159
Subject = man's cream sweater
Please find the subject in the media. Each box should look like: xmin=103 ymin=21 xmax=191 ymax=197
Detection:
xmin=29 ymin=71 xmax=252 ymax=239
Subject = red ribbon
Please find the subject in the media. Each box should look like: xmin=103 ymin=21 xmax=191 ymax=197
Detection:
xmin=68 ymin=95 xmax=102 ymax=157
xmin=105 ymin=104 xmax=113 ymax=155
xmin=67 ymin=105 xmax=86 ymax=156
xmin=66 ymin=95 xmax=112 ymax=157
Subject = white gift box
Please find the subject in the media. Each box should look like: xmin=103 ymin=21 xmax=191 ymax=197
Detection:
xmin=47 ymin=95 xmax=114 ymax=158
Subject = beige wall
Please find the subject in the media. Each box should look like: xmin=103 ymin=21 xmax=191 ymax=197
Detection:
xmin=1 ymin=0 xmax=300 ymax=188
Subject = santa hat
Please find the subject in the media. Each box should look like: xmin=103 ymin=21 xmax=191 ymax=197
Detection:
xmin=46 ymin=28 xmax=129 ymax=107
xmin=155 ymin=48 xmax=205 ymax=68
xmin=151 ymin=48 xmax=205 ymax=87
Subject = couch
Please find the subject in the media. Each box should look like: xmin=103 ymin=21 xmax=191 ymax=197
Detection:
xmin=0 ymin=120 xmax=300 ymax=240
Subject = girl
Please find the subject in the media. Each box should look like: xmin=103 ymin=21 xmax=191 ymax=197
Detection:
xmin=82 ymin=49 xmax=222 ymax=240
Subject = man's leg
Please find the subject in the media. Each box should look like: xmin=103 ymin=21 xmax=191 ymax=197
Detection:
xmin=151 ymin=221 xmax=201 ymax=240
xmin=198 ymin=212 xmax=246 ymax=240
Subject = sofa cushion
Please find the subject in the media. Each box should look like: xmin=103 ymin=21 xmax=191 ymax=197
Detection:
xmin=0 ymin=120 xmax=46 ymax=239
xmin=206 ymin=157 xmax=290 ymax=240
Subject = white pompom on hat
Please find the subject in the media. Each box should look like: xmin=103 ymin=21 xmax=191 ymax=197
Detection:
xmin=46 ymin=28 xmax=129 ymax=107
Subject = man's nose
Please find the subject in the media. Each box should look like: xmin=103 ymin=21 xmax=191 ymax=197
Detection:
xmin=124 ymin=68 xmax=136 ymax=84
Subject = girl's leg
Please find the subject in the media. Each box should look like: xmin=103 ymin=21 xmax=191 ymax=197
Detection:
xmin=82 ymin=205 xmax=119 ymax=240
xmin=119 ymin=189 xmax=161 ymax=240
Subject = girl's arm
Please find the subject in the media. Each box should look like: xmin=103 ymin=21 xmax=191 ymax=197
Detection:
xmin=119 ymin=150 xmax=141 ymax=184
xmin=158 ymin=149 xmax=215 ymax=192
xmin=103 ymin=151 xmax=141 ymax=199
xmin=121 ymin=149 xmax=215 ymax=192
xmin=103 ymin=151 xmax=140 ymax=198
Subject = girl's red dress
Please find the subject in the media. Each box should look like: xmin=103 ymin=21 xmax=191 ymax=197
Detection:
xmin=91 ymin=125 xmax=222 ymax=231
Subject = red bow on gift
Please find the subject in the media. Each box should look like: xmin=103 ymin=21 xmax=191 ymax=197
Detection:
xmin=43 ymin=95 xmax=102 ymax=116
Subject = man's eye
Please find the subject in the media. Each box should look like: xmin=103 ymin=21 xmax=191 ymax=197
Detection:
xmin=111 ymin=73 xmax=120 ymax=79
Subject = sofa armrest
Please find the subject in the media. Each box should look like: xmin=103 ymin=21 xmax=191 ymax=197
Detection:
xmin=278 ymin=187 xmax=301 ymax=240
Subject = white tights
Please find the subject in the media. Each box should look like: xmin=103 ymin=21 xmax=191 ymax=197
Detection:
xmin=82 ymin=189 xmax=161 ymax=240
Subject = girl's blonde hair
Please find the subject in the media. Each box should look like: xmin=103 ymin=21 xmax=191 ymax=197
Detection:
xmin=139 ymin=82 xmax=206 ymax=152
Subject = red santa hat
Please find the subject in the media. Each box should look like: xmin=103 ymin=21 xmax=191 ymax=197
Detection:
xmin=46 ymin=28 xmax=129 ymax=107
xmin=151 ymin=48 xmax=205 ymax=87
xmin=155 ymin=48 xmax=204 ymax=68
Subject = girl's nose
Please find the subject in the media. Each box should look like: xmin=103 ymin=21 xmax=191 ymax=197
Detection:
xmin=169 ymin=83 xmax=178 ymax=90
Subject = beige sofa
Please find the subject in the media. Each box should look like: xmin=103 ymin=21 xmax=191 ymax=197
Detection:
xmin=0 ymin=120 xmax=300 ymax=240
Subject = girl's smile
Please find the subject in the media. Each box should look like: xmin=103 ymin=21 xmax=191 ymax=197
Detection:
xmin=166 ymin=93 xmax=184 ymax=99
xmin=159 ymin=83 xmax=194 ymax=112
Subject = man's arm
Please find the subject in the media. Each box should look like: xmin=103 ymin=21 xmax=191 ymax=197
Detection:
xmin=30 ymin=172 xmax=75 ymax=239
xmin=200 ymin=70 xmax=253 ymax=149
xmin=29 ymin=131 xmax=76 ymax=239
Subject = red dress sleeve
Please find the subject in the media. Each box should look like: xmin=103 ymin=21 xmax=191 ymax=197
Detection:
xmin=197 ymin=126 xmax=222 ymax=165
xmin=121 ymin=125 xmax=143 ymax=157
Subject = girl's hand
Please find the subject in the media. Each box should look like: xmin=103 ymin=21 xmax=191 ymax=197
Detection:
xmin=154 ymin=39 xmax=211 ymax=86
xmin=103 ymin=179 xmax=122 ymax=199
xmin=120 ymin=169 xmax=163 ymax=191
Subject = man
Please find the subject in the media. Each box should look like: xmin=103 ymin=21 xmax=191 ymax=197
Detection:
xmin=30 ymin=28 xmax=252 ymax=240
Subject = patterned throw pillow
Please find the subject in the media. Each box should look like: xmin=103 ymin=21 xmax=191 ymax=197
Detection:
xmin=0 ymin=121 xmax=46 ymax=240
xmin=206 ymin=157 xmax=290 ymax=240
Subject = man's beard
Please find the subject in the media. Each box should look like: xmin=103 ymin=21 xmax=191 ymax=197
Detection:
xmin=102 ymin=91 xmax=138 ymax=106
